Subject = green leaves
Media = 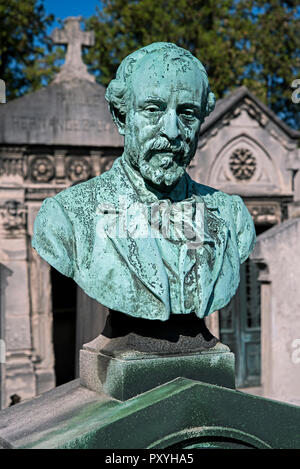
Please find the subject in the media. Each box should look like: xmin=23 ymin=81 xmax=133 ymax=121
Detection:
xmin=1 ymin=0 xmax=299 ymax=129
xmin=84 ymin=0 xmax=300 ymax=129
xmin=0 ymin=0 xmax=56 ymax=98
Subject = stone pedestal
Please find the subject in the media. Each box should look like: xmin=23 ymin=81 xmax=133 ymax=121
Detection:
xmin=80 ymin=309 xmax=235 ymax=400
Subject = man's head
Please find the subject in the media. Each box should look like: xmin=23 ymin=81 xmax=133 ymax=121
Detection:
xmin=106 ymin=42 xmax=215 ymax=192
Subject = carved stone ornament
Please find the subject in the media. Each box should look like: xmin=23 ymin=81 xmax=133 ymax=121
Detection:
xmin=0 ymin=157 xmax=23 ymax=177
xmin=30 ymin=156 xmax=55 ymax=182
xmin=51 ymin=17 xmax=95 ymax=84
xmin=100 ymin=156 xmax=115 ymax=173
xmin=229 ymin=148 xmax=256 ymax=180
xmin=248 ymin=203 xmax=281 ymax=225
xmin=0 ymin=200 xmax=27 ymax=231
xmin=67 ymin=157 xmax=91 ymax=182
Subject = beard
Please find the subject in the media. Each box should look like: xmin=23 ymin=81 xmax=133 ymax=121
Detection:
xmin=126 ymin=136 xmax=196 ymax=189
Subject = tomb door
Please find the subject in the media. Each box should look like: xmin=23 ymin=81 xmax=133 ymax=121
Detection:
xmin=219 ymin=258 xmax=261 ymax=388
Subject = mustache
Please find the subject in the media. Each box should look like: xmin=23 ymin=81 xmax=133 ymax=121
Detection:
xmin=147 ymin=138 xmax=186 ymax=155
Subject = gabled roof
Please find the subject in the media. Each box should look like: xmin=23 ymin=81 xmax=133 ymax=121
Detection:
xmin=201 ymin=86 xmax=300 ymax=140
xmin=0 ymin=77 xmax=123 ymax=147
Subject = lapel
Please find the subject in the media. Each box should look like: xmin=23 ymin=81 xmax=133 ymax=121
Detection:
xmin=104 ymin=222 xmax=170 ymax=306
xmin=193 ymin=189 xmax=230 ymax=312
xmin=185 ymin=177 xmax=230 ymax=280
xmin=98 ymin=160 xmax=170 ymax=306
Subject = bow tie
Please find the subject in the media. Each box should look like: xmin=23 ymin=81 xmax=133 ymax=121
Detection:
xmin=147 ymin=196 xmax=205 ymax=246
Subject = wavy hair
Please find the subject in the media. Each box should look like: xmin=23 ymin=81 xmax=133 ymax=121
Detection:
xmin=105 ymin=42 xmax=216 ymax=127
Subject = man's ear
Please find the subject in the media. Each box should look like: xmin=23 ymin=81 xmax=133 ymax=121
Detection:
xmin=110 ymin=105 xmax=126 ymax=136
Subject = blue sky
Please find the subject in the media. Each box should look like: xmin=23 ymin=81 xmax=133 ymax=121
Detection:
xmin=44 ymin=0 xmax=101 ymax=29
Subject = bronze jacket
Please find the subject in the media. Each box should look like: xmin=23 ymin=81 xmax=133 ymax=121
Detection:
xmin=32 ymin=156 xmax=256 ymax=321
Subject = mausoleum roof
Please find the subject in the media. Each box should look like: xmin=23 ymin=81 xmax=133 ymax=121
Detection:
xmin=201 ymin=85 xmax=300 ymax=140
xmin=0 ymin=78 xmax=123 ymax=147
xmin=0 ymin=17 xmax=123 ymax=148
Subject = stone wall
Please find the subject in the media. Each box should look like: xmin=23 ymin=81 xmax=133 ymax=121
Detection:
xmin=252 ymin=218 xmax=300 ymax=405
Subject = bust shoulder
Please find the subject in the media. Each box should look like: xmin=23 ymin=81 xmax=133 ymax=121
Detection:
xmin=53 ymin=159 xmax=123 ymax=214
xmin=190 ymin=179 xmax=255 ymax=252
xmin=191 ymin=179 xmax=238 ymax=211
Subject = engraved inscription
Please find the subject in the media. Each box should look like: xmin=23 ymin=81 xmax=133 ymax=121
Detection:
xmin=11 ymin=116 xmax=111 ymax=133
xmin=55 ymin=92 xmax=103 ymax=107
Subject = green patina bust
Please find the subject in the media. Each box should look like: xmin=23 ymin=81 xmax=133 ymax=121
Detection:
xmin=32 ymin=42 xmax=256 ymax=322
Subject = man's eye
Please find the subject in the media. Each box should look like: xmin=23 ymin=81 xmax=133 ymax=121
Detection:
xmin=180 ymin=110 xmax=195 ymax=118
xmin=144 ymin=106 xmax=160 ymax=113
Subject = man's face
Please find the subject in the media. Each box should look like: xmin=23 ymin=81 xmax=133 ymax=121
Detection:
xmin=123 ymin=54 xmax=206 ymax=192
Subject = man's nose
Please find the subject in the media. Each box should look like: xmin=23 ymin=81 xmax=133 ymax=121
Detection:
xmin=160 ymin=109 xmax=180 ymax=141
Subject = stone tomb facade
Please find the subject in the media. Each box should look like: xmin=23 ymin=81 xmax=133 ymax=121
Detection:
xmin=189 ymin=86 xmax=300 ymax=402
xmin=0 ymin=18 xmax=299 ymax=407
xmin=0 ymin=18 xmax=124 ymax=407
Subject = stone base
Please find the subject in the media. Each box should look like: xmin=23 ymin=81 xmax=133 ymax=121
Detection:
xmin=0 ymin=377 xmax=299 ymax=448
xmin=80 ymin=339 xmax=235 ymax=401
xmin=80 ymin=310 xmax=236 ymax=401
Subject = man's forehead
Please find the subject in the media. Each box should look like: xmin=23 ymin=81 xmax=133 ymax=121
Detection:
xmin=130 ymin=55 xmax=205 ymax=102
xmin=133 ymin=52 xmax=200 ymax=78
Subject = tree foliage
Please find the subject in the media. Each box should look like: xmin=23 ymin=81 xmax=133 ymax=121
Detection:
xmin=1 ymin=0 xmax=299 ymax=128
xmin=85 ymin=0 xmax=300 ymax=129
xmin=0 ymin=0 xmax=59 ymax=99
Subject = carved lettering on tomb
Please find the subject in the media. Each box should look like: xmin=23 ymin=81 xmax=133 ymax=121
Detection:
xmin=11 ymin=116 xmax=48 ymax=132
xmin=11 ymin=115 xmax=111 ymax=134
xmin=55 ymin=92 xmax=102 ymax=107
xmin=49 ymin=117 xmax=110 ymax=132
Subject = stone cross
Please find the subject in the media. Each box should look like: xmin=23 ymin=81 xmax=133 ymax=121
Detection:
xmin=51 ymin=16 xmax=95 ymax=83
xmin=0 ymin=80 xmax=5 ymax=103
